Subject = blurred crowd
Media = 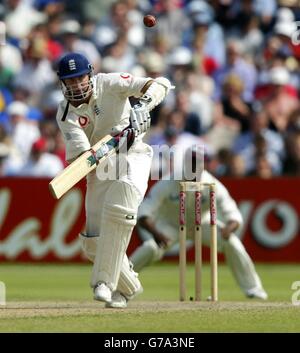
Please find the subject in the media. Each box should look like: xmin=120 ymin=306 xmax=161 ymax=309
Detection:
xmin=0 ymin=0 xmax=300 ymax=178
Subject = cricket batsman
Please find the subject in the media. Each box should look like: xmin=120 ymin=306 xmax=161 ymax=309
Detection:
xmin=55 ymin=52 xmax=172 ymax=308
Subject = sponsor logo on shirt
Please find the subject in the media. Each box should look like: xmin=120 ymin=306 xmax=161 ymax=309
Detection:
xmin=120 ymin=73 xmax=130 ymax=79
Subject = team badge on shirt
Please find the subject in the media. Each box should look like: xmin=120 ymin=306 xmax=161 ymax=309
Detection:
xmin=78 ymin=116 xmax=90 ymax=128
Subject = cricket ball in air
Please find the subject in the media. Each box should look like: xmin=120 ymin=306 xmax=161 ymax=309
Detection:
xmin=143 ymin=14 xmax=156 ymax=27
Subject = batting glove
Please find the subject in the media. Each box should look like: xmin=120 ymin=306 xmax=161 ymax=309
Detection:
xmin=130 ymin=98 xmax=151 ymax=136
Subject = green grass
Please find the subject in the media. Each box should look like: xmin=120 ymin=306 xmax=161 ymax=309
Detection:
xmin=0 ymin=263 xmax=299 ymax=332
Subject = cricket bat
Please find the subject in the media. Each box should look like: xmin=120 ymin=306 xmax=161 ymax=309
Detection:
xmin=49 ymin=134 xmax=119 ymax=199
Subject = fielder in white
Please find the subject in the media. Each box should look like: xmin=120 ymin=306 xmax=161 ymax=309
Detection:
xmin=55 ymin=52 xmax=172 ymax=308
xmin=130 ymin=151 xmax=268 ymax=300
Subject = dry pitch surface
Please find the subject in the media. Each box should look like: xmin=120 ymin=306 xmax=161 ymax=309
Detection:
xmin=0 ymin=300 xmax=296 ymax=318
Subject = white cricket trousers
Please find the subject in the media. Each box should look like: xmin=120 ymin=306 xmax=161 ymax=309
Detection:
xmin=80 ymin=141 xmax=153 ymax=296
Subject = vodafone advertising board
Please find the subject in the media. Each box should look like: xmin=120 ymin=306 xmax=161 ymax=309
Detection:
xmin=0 ymin=177 xmax=299 ymax=262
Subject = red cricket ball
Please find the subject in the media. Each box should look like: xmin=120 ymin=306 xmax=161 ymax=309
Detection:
xmin=143 ymin=14 xmax=156 ymax=28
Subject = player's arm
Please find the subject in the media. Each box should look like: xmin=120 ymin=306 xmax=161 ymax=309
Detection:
xmin=103 ymin=72 xmax=173 ymax=136
xmin=138 ymin=216 xmax=171 ymax=248
xmin=130 ymin=77 xmax=173 ymax=136
xmin=221 ymin=220 xmax=240 ymax=240
xmin=141 ymin=79 xmax=154 ymax=94
xmin=213 ymin=178 xmax=243 ymax=240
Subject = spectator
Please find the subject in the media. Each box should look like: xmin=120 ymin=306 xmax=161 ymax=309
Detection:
xmin=0 ymin=87 xmax=13 ymax=130
xmin=184 ymin=71 xmax=214 ymax=134
xmin=185 ymin=0 xmax=225 ymax=66
xmin=147 ymin=0 xmax=189 ymax=50
xmin=213 ymin=39 xmax=257 ymax=103
xmin=233 ymin=107 xmax=284 ymax=175
xmin=166 ymin=46 xmax=193 ymax=89
xmin=52 ymin=129 xmax=67 ymax=167
xmin=34 ymin=0 xmax=65 ymax=18
xmin=273 ymin=7 xmax=300 ymax=60
xmin=190 ymin=28 xmax=219 ymax=77
xmin=233 ymin=14 xmax=264 ymax=58
xmin=13 ymin=35 xmax=57 ymax=104
xmin=263 ymin=66 xmax=299 ymax=132
xmin=250 ymin=154 xmax=274 ymax=179
xmin=101 ymin=33 xmax=137 ymax=73
xmin=149 ymin=33 xmax=171 ymax=59
xmin=19 ymin=137 xmax=63 ymax=177
xmin=0 ymin=39 xmax=23 ymax=76
xmin=284 ymin=130 xmax=300 ymax=176
xmin=175 ymin=90 xmax=201 ymax=136
xmin=4 ymin=0 xmax=46 ymax=41
xmin=227 ymin=153 xmax=247 ymax=178
xmin=220 ymin=73 xmax=252 ymax=133
xmin=93 ymin=0 xmax=145 ymax=50
xmin=6 ymin=101 xmax=40 ymax=164
xmin=29 ymin=22 xmax=64 ymax=63
xmin=59 ymin=19 xmax=101 ymax=73
xmin=0 ymin=142 xmax=10 ymax=176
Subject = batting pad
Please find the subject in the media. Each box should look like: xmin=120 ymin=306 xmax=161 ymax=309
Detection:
xmin=117 ymin=255 xmax=142 ymax=299
xmin=91 ymin=201 xmax=137 ymax=290
xmin=79 ymin=233 xmax=98 ymax=262
xmin=79 ymin=234 xmax=142 ymax=298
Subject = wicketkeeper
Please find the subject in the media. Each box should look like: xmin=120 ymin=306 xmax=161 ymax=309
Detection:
xmin=56 ymin=52 xmax=172 ymax=308
xmin=130 ymin=147 xmax=268 ymax=300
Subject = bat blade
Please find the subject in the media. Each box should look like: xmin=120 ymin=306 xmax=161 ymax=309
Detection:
xmin=49 ymin=135 xmax=119 ymax=199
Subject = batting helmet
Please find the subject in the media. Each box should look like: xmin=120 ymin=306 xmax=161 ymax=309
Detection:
xmin=57 ymin=52 xmax=94 ymax=102
xmin=57 ymin=52 xmax=93 ymax=80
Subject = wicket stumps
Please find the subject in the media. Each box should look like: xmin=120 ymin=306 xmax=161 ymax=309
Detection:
xmin=179 ymin=181 xmax=218 ymax=302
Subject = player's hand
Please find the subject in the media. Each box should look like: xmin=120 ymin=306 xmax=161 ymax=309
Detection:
xmin=130 ymin=100 xmax=151 ymax=136
xmin=221 ymin=227 xmax=231 ymax=240
xmin=154 ymin=232 xmax=171 ymax=248
xmin=221 ymin=220 xmax=239 ymax=240
xmin=117 ymin=127 xmax=136 ymax=152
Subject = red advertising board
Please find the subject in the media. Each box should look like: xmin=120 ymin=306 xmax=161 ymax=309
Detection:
xmin=0 ymin=177 xmax=299 ymax=262
xmin=221 ymin=177 xmax=300 ymax=262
